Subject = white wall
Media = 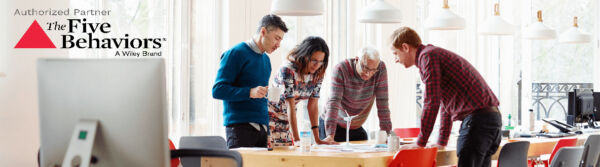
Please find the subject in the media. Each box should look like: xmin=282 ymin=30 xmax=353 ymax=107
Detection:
xmin=1 ymin=0 xmax=70 ymax=166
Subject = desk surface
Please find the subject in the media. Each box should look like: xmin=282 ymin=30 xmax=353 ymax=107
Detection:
xmin=223 ymin=134 xmax=592 ymax=167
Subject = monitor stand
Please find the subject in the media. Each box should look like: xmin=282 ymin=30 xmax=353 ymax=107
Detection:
xmin=62 ymin=119 xmax=98 ymax=167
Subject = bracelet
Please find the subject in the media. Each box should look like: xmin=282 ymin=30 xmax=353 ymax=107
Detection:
xmin=311 ymin=126 xmax=318 ymax=129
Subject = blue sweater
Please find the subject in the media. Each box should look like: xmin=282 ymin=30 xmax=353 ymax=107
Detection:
xmin=212 ymin=42 xmax=271 ymax=126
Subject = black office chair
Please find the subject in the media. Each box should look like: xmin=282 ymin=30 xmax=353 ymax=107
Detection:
xmin=176 ymin=136 xmax=242 ymax=167
xmin=497 ymin=141 xmax=530 ymax=167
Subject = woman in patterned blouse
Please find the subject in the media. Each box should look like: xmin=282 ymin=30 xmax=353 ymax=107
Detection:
xmin=268 ymin=36 xmax=336 ymax=146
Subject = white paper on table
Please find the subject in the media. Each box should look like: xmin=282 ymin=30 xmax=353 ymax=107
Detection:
xmin=311 ymin=144 xmax=387 ymax=153
xmin=229 ymin=147 xmax=269 ymax=151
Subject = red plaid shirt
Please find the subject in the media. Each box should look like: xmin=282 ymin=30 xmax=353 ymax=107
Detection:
xmin=415 ymin=44 xmax=499 ymax=147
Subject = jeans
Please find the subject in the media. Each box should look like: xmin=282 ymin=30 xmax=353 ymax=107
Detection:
xmin=457 ymin=109 xmax=502 ymax=167
xmin=225 ymin=123 xmax=268 ymax=149
xmin=318 ymin=118 xmax=368 ymax=142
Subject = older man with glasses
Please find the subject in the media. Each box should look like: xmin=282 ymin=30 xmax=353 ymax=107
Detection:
xmin=319 ymin=46 xmax=392 ymax=142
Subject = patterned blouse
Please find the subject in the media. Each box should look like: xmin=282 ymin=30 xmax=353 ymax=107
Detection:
xmin=268 ymin=62 xmax=322 ymax=147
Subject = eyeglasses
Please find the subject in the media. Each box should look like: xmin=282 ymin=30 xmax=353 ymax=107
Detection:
xmin=360 ymin=63 xmax=378 ymax=73
xmin=310 ymin=59 xmax=324 ymax=66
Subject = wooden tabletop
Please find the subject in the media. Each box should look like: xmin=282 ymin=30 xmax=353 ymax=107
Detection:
xmin=202 ymin=134 xmax=593 ymax=167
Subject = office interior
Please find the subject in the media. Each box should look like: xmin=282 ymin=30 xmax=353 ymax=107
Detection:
xmin=2 ymin=0 xmax=600 ymax=166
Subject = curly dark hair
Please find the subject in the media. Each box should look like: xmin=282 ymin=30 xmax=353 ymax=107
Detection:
xmin=287 ymin=36 xmax=329 ymax=83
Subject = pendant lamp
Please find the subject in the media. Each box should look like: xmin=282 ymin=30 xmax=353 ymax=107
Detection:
xmin=559 ymin=16 xmax=591 ymax=44
xmin=271 ymin=0 xmax=324 ymax=16
xmin=359 ymin=0 xmax=402 ymax=23
xmin=478 ymin=3 xmax=514 ymax=35
xmin=523 ymin=11 xmax=556 ymax=40
xmin=425 ymin=0 xmax=465 ymax=30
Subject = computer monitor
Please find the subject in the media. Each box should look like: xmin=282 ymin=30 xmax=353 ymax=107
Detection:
xmin=567 ymin=88 xmax=595 ymax=128
xmin=37 ymin=58 xmax=169 ymax=167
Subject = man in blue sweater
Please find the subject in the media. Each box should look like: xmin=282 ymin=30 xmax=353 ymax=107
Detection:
xmin=212 ymin=14 xmax=288 ymax=148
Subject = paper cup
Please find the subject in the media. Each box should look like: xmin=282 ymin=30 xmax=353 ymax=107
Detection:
xmin=267 ymin=86 xmax=283 ymax=102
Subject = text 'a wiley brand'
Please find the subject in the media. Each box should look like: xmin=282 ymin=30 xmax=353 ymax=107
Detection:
xmin=115 ymin=51 xmax=162 ymax=57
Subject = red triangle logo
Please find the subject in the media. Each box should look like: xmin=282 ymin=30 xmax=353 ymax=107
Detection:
xmin=14 ymin=20 xmax=56 ymax=48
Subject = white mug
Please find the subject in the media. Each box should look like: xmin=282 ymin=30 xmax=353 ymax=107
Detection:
xmin=387 ymin=136 xmax=399 ymax=152
xmin=267 ymin=86 xmax=283 ymax=102
xmin=376 ymin=130 xmax=387 ymax=144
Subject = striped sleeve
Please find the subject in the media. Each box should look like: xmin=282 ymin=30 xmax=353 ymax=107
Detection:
xmin=324 ymin=63 xmax=346 ymax=137
xmin=375 ymin=62 xmax=392 ymax=132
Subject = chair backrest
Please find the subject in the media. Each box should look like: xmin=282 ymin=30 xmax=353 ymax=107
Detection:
xmin=548 ymin=138 xmax=577 ymax=165
xmin=497 ymin=141 xmax=530 ymax=167
xmin=549 ymin=147 xmax=584 ymax=167
xmin=582 ymin=135 xmax=600 ymax=167
xmin=388 ymin=147 xmax=437 ymax=167
xmin=180 ymin=136 xmax=228 ymax=150
xmin=393 ymin=128 xmax=420 ymax=138
xmin=179 ymin=136 xmax=229 ymax=167
xmin=172 ymin=149 xmax=242 ymax=167
xmin=596 ymin=152 xmax=600 ymax=167
xmin=169 ymin=139 xmax=180 ymax=167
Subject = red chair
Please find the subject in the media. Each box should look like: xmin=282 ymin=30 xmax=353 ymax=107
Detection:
xmin=169 ymin=139 xmax=180 ymax=167
xmin=528 ymin=138 xmax=577 ymax=167
xmin=393 ymin=128 xmax=420 ymax=138
xmin=388 ymin=147 xmax=438 ymax=167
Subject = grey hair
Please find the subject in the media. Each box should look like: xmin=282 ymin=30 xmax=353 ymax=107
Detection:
xmin=358 ymin=46 xmax=380 ymax=63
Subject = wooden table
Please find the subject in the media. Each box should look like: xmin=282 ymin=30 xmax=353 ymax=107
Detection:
xmin=222 ymin=134 xmax=593 ymax=167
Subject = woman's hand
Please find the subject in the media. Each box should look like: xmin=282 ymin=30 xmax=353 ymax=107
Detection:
xmin=315 ymin=135 xmax=337 ymax=145
xmin=315 ymin=139 xmax=337 ymax=145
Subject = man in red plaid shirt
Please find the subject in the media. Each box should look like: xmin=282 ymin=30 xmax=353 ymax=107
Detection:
xmin=390 ymin=27 xmax=502 ymax=167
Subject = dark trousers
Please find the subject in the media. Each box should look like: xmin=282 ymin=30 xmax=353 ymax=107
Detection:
xmin=225 ymin=123 xmax=268 ymax=149
xmin=457 ymin=109 xmax=502 ymax=167
xmin=318 ymin=118 xmax=368 ymax=142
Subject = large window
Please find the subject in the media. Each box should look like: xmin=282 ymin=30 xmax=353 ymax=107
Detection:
xmin=527 ymin=0 xmax=596 ymax=122
xmin=188 ymin=0 xmax=221 ymax=137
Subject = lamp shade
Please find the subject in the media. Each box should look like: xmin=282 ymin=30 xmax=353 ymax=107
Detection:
xmin=478 ymin=3 xmax=514 ymax=35
xmin=559 ymin=17 xmax=591 ymax=43
xmin=359 ymin=0 xmax=402 ymax=23
xmin=425 ymin=0 xmax=465 ymax=30
xmin=271 ymin=0 xmax=324 ymax=16
xmin=523 ymin=11 xmax=556 ymax=40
